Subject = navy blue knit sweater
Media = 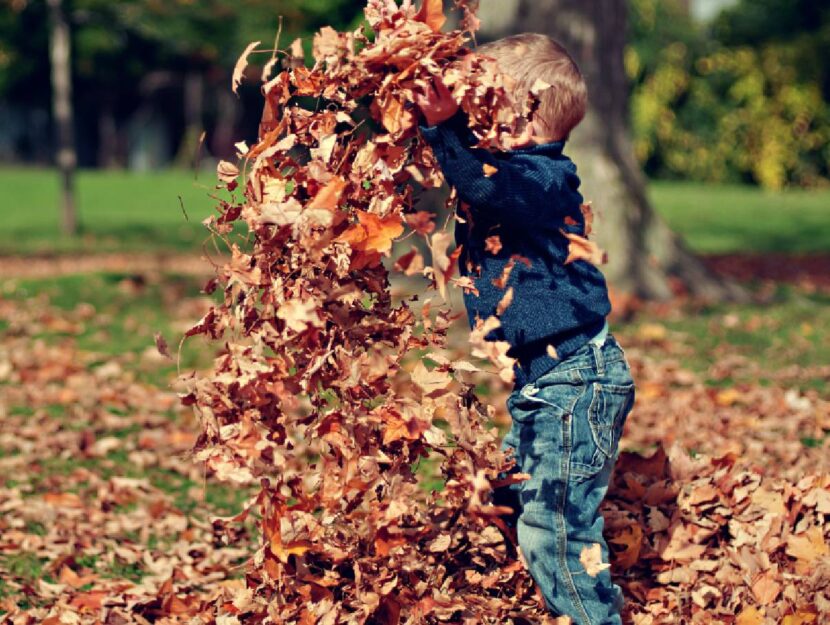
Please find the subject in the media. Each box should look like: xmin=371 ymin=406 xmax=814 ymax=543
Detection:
xmin=419 ymin=111 xmax=612 ymax=388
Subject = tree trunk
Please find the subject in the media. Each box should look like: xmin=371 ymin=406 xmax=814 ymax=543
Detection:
xmin=211 ymin=86 xmax=241 ymax=161
xmin=176 ymin=70 xmax=205 ymax=168
xmin=98 ymin=99 xmax=121 ymax=168
xmin=47 ymin=0 xmax=78 ymax=236
xmin=477 ymin=0 xmax=741 ymax=301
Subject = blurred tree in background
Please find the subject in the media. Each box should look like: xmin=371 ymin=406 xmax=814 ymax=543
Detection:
xmin=1 ymin=0 xmax=828 ymax=189
xmin=0 ymin=0 xmax=362 ymax=167
xmin=629 ymin=0 xmax=830 ymax=189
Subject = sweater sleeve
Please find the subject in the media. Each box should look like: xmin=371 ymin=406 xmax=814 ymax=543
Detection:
xmin=419 ymin=111 xmax=571 ymax=225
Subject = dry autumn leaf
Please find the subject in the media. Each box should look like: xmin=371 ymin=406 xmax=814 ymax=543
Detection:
xmin=414 ymin=0 xmax=447 ymax=32
xmin=561 ymin=230 xmax=607 ymax=266
xmin=579 ymin=543 xmax=611 ymax=577
xmin=232 ymin=40 xmax=261 ymax=95
xmin=338 ymin=210 xmax=404 ymax=255
xmin=485 ymin=235 xmax=502 ymax=254
xmin=154 ymin=331 xmax=172 ymax=360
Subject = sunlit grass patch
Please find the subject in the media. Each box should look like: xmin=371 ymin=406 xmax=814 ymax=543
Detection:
xmin=617 ymin=285 xmax=830 ymax=395
xmin=4 ymin=271 xmax=219 ymax=385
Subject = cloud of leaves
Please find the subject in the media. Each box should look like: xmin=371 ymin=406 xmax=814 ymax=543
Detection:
xmin=177 ymin=1 xmax=551 ymax=622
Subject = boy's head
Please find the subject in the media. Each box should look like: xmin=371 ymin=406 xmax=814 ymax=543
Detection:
xmin=476 ymin=33 xmax=587 ymax=144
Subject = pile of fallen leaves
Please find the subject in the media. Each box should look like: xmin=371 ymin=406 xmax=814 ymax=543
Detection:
xmin=2 ymin=287 xmax=829 ymax=623
xmin=605 ymin=445 xmax=830 ymax=624
xmin=0 ymin=293 xmax=255 ymax=623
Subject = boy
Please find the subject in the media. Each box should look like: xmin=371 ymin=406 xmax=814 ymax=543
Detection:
xmin=415 ymin=34 xmax=636 ymax=625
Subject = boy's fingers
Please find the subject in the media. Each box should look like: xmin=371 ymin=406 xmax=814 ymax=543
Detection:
xmin=434 ymin=76 xmax=453 ymax=99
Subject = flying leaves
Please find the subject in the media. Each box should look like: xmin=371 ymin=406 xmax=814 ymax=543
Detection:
xmin=561 ymin=231 xmax=608 ymax=266
xmin=414 ymin=0 xmax=447 ymax=32
xmin=232 ymin=41 xmax=261 ymax=95
xmin=338 ymin=210 xmax=405 ymax=255
xmin=178 ymin=2 xmax=541 ymax=622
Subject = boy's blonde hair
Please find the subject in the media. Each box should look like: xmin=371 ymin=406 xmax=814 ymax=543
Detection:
xmin=476 ymin=33 xmax=587 ymax=142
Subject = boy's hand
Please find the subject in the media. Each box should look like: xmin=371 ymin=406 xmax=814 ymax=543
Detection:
xmin=414 ymin=75 xmax=459 ymax=127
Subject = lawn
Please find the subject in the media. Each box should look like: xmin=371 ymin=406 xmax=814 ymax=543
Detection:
xmin=0 ymin=168 xmax=219 ymax=255
xmin=649 ymin=180 xmax=830 ymax=254
xmin=2 ymin=267 xmax=829 ymax=620
xmin=1 ymin=167 xmax=829 ymax=256
xmin=1 ymin=168 xmax=829 ymax=620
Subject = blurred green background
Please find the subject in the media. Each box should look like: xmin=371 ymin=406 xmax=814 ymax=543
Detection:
xmin=1 ymin=0 xmax=828 ymax=255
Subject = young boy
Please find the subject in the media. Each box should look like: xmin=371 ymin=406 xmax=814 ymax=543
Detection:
xmin=415 ymin=34 xmax=636 ymax=625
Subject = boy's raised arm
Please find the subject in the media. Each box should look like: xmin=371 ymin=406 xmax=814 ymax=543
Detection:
xmin=419 ymin=112 xmax=560 ymax=223
xmin=415 ymin=78 xmax=576 ymax=225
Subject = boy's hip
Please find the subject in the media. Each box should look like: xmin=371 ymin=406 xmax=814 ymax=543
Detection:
xmin=514 ymin=333 xmax=632 ymax=397
xmin=504 ymin=333 xmax=635 ymax=485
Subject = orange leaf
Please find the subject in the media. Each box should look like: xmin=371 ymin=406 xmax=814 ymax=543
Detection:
xmin=307 ymin=176 xmax=348 ymax=211
xmin=786 ymin=526 xmax=829 ymax=572
xmin=380 ymin=406 xmax=430 ymax=445
xmin=377 ymin=92 xmax=417 ymax=135
xmin=736 ymin=606 xmax=764 ymax=625
xmin=58 ymin=565 xmax=82 ymax=588
xmin=414 ymin=0 xmax=447 ymax=32
xmin=271 ymin=537 xmax=313 ymax=563
xmin=751 ymin=569 xmax=781 ymax=605
xmin=782 ymin=612 xmax=818 ymax=625
xmin=375 ymin=528 xmax=407 ymax=556
xmin=43 ymin=492 xmax=84 ymax=509
xmin=482 ymin=163 xmax=498 ymax=178
xmin=70 ymin=590 xmax=107 ymax=611
xmin=561 ymin=230 xmax=607 ymax=266
xmin=58 ymin=565 xmax=96 ymax=589
xmin=608 ymin=523 xmax=643 ymax=569
xmin=339 ymin=210 xmax=403 ymax=255
xmin=363 ymin=212 xmax=404 ymax=254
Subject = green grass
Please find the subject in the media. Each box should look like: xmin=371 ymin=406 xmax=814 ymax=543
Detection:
xmin=649 ymin=181 xmax=830 ymax=254
xmin=0 ymin=167 xmax=224 ymax=255
xmin=618 ymin=285 xmax=830 ymax=394
xmin=5 ymin=271 xmax=218 ymax=387
xmin=1 ymin=168 xmax=829 ymax=256
xmin=0 ymin=553 xmax=47 ymax=584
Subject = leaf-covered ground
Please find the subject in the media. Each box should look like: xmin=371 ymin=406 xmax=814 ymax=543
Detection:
xmin=0 ymin=266 xmax=828 ymax=623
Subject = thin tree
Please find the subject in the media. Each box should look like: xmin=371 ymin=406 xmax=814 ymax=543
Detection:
xmin=47 ymin=0 xmax=78 ymax=236
xmin=478 ymin=0 xmax=740 ymax=300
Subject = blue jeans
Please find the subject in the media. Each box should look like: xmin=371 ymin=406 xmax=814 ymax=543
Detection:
xmin=496 ymin=334 xmax=635 ymax=625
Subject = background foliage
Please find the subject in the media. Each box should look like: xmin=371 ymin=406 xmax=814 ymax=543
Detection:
xmin=1 ymin=0 xmax=828 ymax=187
xmin=628 ymin=0 xmax=830 ymax=189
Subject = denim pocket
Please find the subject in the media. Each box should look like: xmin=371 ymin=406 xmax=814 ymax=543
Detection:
xmin=571 ymin=382 xmax=634 ymax=480
xmin=507 ymin=380 xmax=584 ymax=457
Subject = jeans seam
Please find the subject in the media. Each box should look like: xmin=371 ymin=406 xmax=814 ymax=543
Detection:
xmin=556 ymin=411 xmax=593 ymax=625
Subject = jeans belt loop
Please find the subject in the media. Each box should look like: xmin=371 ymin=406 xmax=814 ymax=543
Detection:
xmin=592 ymin=341 xmax=605 ymax=375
